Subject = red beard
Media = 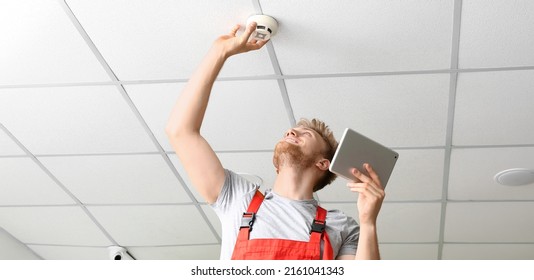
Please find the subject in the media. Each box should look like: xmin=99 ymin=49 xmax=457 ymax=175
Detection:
xmin=273 ymin=141 xmax=316 ymax=171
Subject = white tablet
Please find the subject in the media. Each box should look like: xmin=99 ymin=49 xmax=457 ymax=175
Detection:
xmin=329 ymin=128 xmax=399 ymax=188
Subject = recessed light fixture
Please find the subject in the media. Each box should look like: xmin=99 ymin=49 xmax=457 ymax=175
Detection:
xmin=494 ymin=168 xmax=534 ymax=186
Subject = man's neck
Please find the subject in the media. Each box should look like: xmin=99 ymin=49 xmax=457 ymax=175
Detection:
xmin=272 ymin=166 xmax=317 ymax=200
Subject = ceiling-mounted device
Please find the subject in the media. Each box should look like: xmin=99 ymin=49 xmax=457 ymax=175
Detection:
xmin=494 ymin=168 xmax=534 ymax=186
xmin=246 ymin=14 xmax=278 ymax=41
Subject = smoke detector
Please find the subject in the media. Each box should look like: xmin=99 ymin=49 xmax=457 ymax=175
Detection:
xmin=494 ymin=168 xmax=534 ymax=186
xmin=246 ymin=14 xmax=278 ymax=41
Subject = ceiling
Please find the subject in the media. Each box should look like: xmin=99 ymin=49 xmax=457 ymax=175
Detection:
xmin=1 ymin=0 xmax=534 ymax=260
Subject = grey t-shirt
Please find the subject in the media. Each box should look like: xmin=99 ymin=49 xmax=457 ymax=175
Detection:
xmin=211 ymin=169 xmax=360 ymax=260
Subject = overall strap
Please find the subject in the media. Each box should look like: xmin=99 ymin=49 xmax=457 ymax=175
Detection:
xmin=237 ymin=190 xmax=264 ymax=241
xmin=310 ymin=205 xmax=334 ymax=260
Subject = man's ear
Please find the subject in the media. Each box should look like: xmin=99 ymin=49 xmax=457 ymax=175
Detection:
xmin=315 ymin=158 xmax=330 ymax=171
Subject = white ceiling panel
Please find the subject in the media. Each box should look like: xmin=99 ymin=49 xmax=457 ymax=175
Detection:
xmin=28 ymin=245 xmax=107 ymax=260
xmin=128 ymin=245 xmax=221 ymax=260
xmin=0 ymin=130 xmax=24 ymax=156
xmin=0 ymin=0 xmax=109 ymax=85
xmin=0 ymin=86 xmax=157 ymax=155
xmin=0 ymin=206 xmax=110 ymax=246
xmin=445 ymin=202 xmax=534 ymax=242
xmin=127 ymin=80 xmax=289 ymax=151
xmin=458 ymin=0 xmax=534 ymax=68
xmin=322 ymin=202 xmax=441 ymax=243
xmin=287 ymin=75 xmax=450 ymax=148
xmin=65 ymin=0 xmax=273 ymax=80
xmin=0 ymin=228 xmax=41 ymax=260
xmin=0 ymin=158 xmax=75 ymax=205
xmin=261 ymin=0 xmax=453 ymax=74
xmin=317 ymin=149 xmax=445 ymax=202
xmin=87 ymin=205 xmax=218 ymax=246
xmin=38 ymin=154 xmax=192 ymax=204
xmin=449 ymin=147 xmax=534 ymax=201
xmin=453 ymin=70 xmax=534 ymax=146
xmin=380 ymin=244 xmax=438 ymax=260
xmin=442 ymin=244 xmax=534 ymax=260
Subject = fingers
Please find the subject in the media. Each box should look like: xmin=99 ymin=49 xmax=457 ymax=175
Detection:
xmin=242 ymin=21 xmax=257 ymax=41
xmin=229 ymin=24 xmax=240 ymax=36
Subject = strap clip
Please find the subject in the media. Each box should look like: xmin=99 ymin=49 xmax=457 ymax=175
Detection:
xmin=310 ymin=219 xmax=326 ymax=233
xmin=240 ymin=212 xmax=256 ymax=230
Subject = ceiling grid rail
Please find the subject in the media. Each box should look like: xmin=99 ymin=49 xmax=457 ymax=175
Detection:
xmin=437 ymin=0 xmax=464 ymax=260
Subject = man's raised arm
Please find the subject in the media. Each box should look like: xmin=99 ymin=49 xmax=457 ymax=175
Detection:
xmin=165 ymin=22 xmax=267 ymax=204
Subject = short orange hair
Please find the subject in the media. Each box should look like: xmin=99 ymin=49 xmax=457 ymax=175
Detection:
xmin=297 ymin=118 xmax=338 ymax=192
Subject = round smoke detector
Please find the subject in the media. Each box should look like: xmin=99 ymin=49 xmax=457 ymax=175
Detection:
xmin=494 ymin=168 xmax=534 ymax=186
xmin=246 ymin=14 xmax=278 ymax=41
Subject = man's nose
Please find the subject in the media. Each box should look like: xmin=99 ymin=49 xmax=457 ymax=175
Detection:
xmin=285 ymin=129 xmax=297 ymax=137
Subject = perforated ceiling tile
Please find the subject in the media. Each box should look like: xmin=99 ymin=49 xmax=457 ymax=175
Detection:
xmin=39 ymin=154 xmax=192 ymax=204
xmin=128 ymin=245 xmax=221 ymax=260
xmin=445 ymin=202 xmax=534 ymax=243
xmin=442 ymin=244 xmax=534 ymax=260
xmin=0 ymin=86 xmax=157 ymax=155
xmin=66 ymin=0 xmax=273 ymax=80
xmin=0 ymin=158 xmax=75 ymax=206
xmin=321 ymin=202 xmax=441 ymax=243
xmin=261 ymin=0 xmax=453 ymax=74
xmin=458 ymin=0 xmax=534 ymax=68
xmin=453 ymin=70 xmax=534 ymax=146
xmin=0 ymin=0 xmax=109 ymax=85
xmin=0 ymin=129 xmax=25 ymax=156
xmin=380 ymin=244 xmax=438 ymax=260
xmin=87 ymin=205 xmax=218 ymax=246
xmin=317 ymin=149 xmax=444 ymax=202
xmin=0 ymin=206 xmax=110 ymax=246
xmin=449 ymin=147 xmax=534 ymax=201
xmin=28 ymin=245 xmax=108 ymax=260
xmin=286 ymin=74 xmax=450 ymax=148
xmin=127 ymin=80 xmax=289 ymax=152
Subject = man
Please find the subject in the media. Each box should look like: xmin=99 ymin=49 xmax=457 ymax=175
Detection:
xmin=165 ymin=22 xmax=385 ymax=260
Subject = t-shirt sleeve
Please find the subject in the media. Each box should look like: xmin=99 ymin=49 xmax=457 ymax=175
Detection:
xmin=337 ymin=215 xmax=360 ymax=257
xmin=211 ymin=169 xmax=258 ymax=215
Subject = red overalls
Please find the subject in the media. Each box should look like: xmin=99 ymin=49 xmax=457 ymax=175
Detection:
xmin=231 ymin=190 xmax=334 ymax=260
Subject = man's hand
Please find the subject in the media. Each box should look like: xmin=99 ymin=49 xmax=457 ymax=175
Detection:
xmin=216 ymin=22 xmax=269 ymax=59
xmin=347 ymin=163 xmax=385 ymax=226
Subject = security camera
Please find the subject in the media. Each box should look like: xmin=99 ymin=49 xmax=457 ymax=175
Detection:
xmin=108 ymin=246 xmax=135 ymax=260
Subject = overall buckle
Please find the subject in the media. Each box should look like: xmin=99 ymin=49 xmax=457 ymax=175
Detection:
xmin=310 ymin=219 xmax=326 ymax=234
xmin=240 ymin=212 xmax=256 ymax=230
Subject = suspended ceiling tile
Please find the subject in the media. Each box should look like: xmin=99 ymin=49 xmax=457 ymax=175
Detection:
xmin=0 ymin=129 xmax=24 ymax=156
xmin=0 ymin=228 xmax=41 ymax=260
xmin=87 ymin=205 xmax=218 ymax=246
xmin=322 ymin=202 xmax=441 ymax=243
xmin=0 ymin=158 xmax=74 ymax=206
xmin=0 ymin=206 xmax=110 ymax=246
xmin=287 ymin=74 xmax=450 ymax=148
xmin=380 ymin=244 xmax=438 ymax=260
xmin=444 ymin=202 xmax=534 ymax=242
xmin=442 ymin=244 xmax=534 ymax=260
xmin=458 ymin=0 xmax=534 ymax=68
xmin=126 ymin=80 xmax=289 ymax=152
xmin=28 ymin=245 xmax=108 ymax=260
xmin=201 ymin=205 xmax=221 ymax=238
xmin=0 ymin=0 xmax=109 ymax=85
xmin=261 ymin=0 xmax=453 ymax=74
xmin=66 ymin=0 xmax=273 ymax=80
xmin=39 ymin=154 xmax=192 ymax=204
xmin=128 ymin=245 xmax=221 ymax=260
xmin=0 ymin=86 xmax=156 ymax=155
xmin=449 ymin=147 xmax=534 ymax=201
xmin=317 ymin=149 xmax=445 ymax=202
xmin=453 ymin=71 xmax=534 ymax=146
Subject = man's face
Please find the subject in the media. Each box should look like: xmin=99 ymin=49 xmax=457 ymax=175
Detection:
xmin=273 ymin=126 xmax=328 ymax=171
